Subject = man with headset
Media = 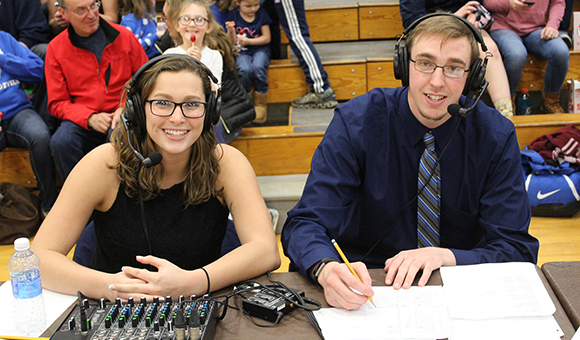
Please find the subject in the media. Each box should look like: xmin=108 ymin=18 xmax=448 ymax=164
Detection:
xmin=281 ymin=14 xmax=539 ymax=310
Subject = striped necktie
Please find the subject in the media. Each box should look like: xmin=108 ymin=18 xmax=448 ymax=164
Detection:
xmin=417 ymin=132 xmax=440 ymax=247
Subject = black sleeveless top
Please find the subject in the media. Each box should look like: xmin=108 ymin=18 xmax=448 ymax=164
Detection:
xmin=91 ymin=182 xmax=229 ymax=273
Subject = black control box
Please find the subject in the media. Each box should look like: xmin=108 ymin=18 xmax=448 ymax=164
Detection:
xmin=242 ymin=287 xmax=304 ymax=322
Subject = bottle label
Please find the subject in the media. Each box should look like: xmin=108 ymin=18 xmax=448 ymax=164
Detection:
xmin=11 ymin=272 xmax=42 ymax=300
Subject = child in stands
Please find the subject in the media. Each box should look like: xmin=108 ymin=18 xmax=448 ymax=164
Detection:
xmin=164 ymin=0 xmax=223 ymax=82
xmin=120 ymin=0 xmax=164 ymax=59
xmin=225 ymin=0 xmax=271 ymax=123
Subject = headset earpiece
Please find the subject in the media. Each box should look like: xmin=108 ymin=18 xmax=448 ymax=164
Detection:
xmin=125 ymin=90 xmax=147 ymax=142
xmin=393 ymin=39 xmax=402 ymax=81
xmin=400 ymin=46 xmax=409 ymax=87
xmin=203 ymin=87 xmax=222 ymax=132
xmin=463 ymin=57 xmax=487 ymax=97
xmin=394 ymin=34 xmax=410 ymax=87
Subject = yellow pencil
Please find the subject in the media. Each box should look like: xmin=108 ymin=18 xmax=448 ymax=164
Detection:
xmin=331 ymin=239 xmax=377 ymax=308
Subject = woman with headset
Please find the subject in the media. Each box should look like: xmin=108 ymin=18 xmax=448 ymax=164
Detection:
xmin=31 ymin=54 xmax=280 ymax=301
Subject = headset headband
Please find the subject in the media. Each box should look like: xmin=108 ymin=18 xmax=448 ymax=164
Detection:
xmin=399 ymin=13 xmax=487 ymax=52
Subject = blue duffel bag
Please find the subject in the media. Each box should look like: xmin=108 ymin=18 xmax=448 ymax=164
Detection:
xmin=522 ymin=149 xmax=580 ymax=217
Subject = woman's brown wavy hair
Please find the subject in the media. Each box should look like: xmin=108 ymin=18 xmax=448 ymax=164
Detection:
xmin=110 ymin=55 xmax=223 ymax=207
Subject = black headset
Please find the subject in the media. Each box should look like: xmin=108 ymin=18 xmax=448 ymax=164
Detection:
xmin=123 ymin=54 xmax=222 ymax=143
xmin=393 ymin=13 xmax=489 ymax=101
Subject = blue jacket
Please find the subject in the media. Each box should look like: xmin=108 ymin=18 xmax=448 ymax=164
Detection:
xmin=0 ymin=31 xmax=43 ymax=120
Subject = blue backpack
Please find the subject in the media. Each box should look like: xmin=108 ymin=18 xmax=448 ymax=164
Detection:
xmin=521 ymin=149 xmax=580 ymax=217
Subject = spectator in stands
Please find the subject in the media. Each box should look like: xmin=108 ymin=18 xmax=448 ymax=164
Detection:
xmin=262 ymin=0 xmax=338 ymax=109
xmin=155 ymin=0 xmax=177 ymax=52
xmin=31 ymin=54 xmax=280 ymax=300
xmin=47 ymin=0 xmax=120 ymax=36
xmin=483 ymin=0 xmax=570 ymax=113
xmin=281 ymin=14 xmax=538 ymax=310
xmin=45 ymin=0 xmax=149 ymax=181
xmin=225 ymin=0 xmax=271 ymax=123
xmin=47 ymin=0 xmax=71 ymax=36
xmin=98 ymin=0 xmax=120 ymax=22
xmin=1 ymin=0 xmax=53 ymax=134
xmin=120 ymin=0 xmax=164 ymax=59
xmin=0 ymin=31 xmax=58 ymax=216
xmin=164 ymin=0 xmax=223 ymax=82
xmin=558 ymin=0 xmax=573 ymax=47
xmin=400 ymin=0 xmax=514 ymax=116
xmin=0 ymin=0 xmax=50 ymax=59
xmin=204 ymin=0 xmax=231 ymax=27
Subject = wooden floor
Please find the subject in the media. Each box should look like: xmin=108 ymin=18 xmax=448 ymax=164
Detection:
xmin=0 ymin=213 xmax=578 ymax=282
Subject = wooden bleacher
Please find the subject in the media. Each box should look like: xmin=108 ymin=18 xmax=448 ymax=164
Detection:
xmin=230 ymin=111 xmax=580 ymax=177
xmin=234 ymin=0 xmax=580 ymax=176
xmin=3 ymin=0 xmax=580 ymax=183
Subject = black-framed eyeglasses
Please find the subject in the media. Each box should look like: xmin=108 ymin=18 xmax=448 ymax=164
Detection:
xmin=145 ymin=99 xmax=206 ymax=118
xmin=410 ymin=58 xmax=468 ymax=79
xmin=61 ymin=0 xmax=101 ymax=16
xmin=178 ymin=16 xmax=209 ymax=26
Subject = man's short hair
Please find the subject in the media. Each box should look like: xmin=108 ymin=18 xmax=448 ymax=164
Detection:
xmin=405 ymin=14 xmax=480 ymax=66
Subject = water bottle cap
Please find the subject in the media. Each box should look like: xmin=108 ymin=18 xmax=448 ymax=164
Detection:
xmin=521 ymin=88 xmax=529 ymax=93
xmin=14 ymin=237 xmax=30 ymax=251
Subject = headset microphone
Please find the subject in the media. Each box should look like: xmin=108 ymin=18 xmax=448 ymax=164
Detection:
xmin=142 ymin=151 xmax=162 ymax=168
xmin=447 ymin=80 xmax=489 ymax=118
xmin=120 ymin=113 xmax=163 ymax=168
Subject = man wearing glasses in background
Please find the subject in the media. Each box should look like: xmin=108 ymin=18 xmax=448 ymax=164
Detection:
xmin=281 ymin=14 xmax=539 ymax=310
xmin=45 ymin=0 xmax=148 ymax=183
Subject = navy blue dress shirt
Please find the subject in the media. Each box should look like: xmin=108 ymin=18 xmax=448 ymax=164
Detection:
xmin=281 ymin=87 xmax=539 ymax=280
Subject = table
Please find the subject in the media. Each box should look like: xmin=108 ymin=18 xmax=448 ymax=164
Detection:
xmin=5 ymin=266 xmax=573 ymax=339
xmin=542 ymin=261 xmax=580 ymax=330
xmin=213 ymin=268 xmax=576 ymax=339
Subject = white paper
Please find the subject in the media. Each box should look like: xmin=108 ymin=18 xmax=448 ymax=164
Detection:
xmin=313 ymin=286 xmax=449 ymax=339
xmin=449 ymin=315 xmax=563 ymax=340
xmin=0 ymin=282 xmax=77 ymax=337
xmin=440 ymin=262 xmax=555 ymax=320
xmin=572 ymin=327 xmax=580 ymax=340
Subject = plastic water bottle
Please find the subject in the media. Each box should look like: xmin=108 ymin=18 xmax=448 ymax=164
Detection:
xmin=517 ymin=88 xmax=532 ymax=115
xmin=8 ymin=237 xmax=47 ymax=336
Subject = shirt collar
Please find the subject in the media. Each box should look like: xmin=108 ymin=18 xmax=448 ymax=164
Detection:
xmin=399 ymin=87 xmax=463 ymax=152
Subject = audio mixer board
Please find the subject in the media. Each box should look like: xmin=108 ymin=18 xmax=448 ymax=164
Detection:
xmin=50 ymin=296 xmax=218 ymax=340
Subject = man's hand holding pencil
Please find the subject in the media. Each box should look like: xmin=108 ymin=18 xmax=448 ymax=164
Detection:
xmin=316 ymin=240 xmax=376 ymax=310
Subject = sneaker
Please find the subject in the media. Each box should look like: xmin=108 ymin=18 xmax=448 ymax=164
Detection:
xmin=292 ymin=88 xmax=338 ymax=109
xmin=559 ymin=31 xmax=572 ymax=49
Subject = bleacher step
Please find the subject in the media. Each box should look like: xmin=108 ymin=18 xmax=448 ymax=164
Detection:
xmin=257 ymin=174 xmax=308 ymax=233
xmin=290 ymin=107 xmax=334 ymax=133
xmin=287 ymin=40 xmax=397 ymax=63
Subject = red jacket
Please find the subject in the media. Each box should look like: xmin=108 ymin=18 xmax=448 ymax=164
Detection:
xmin=46 ymin=19 xmax=148 ymax=129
